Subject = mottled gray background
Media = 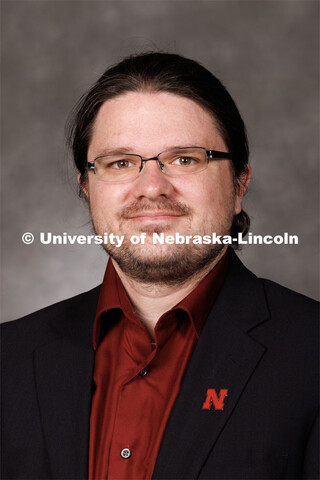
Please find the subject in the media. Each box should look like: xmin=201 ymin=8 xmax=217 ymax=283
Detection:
xmin=1 ymin=0 xmax=319 ymax=323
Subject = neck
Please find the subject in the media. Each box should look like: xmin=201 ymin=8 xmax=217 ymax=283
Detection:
xmin=111 ymin=247 xmax=226 ymax=340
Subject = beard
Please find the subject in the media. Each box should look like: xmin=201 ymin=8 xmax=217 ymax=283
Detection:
xmin=104 ymin=237 xmax=226 ymax=286
xmin=90 ymin=197 xmax=233 ymax=286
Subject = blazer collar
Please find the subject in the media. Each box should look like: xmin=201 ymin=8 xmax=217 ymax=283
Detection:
xmin=216 ymin=249 xmax=270 ymax=333
xmin=152 ymin=250 xmax=270 ymax=479
xmin=33 ymin=286 xmax=100 ymax=479
xmin=48 ymin=285 xmax=101 ymax=348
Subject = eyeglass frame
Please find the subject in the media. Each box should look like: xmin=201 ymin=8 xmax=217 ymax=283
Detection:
xmin=86 ymin=146 xmax=233 ymax=182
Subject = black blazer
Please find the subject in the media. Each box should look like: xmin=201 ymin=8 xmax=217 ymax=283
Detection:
xmin=1 ymin=252 xmax=319 ymax=479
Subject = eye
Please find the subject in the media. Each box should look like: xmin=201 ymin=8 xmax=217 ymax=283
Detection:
xmin=104 ymin=159 xmax=136 ymax=169
xmin=111 ymin=160 xmax=133 ymax=169
xmin=172 ymin=156 xmax=196 ymax=166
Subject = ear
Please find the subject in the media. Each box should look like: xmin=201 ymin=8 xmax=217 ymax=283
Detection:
xmin=234 ymin=165 xmax=251 ymax=215
xmin=77 ymin=173 xmax=89 ymax=199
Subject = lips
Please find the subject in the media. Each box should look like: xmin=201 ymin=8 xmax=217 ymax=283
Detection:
xmin=127 ymin=211 xmax=185 ymax=224
xmin=128 ymin=211 xmax=184 ymax=219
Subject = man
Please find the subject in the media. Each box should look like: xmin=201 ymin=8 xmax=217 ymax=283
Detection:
xmin=1 ymin=53 xmax=318 ymax=480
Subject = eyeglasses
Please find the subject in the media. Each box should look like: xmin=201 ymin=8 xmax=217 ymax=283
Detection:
xmin=87 ymin=146 xmax=232 ymax=183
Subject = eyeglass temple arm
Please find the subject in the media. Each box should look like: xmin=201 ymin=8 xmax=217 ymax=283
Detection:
xmin=207 ymin=150 xmax=233 ymax=159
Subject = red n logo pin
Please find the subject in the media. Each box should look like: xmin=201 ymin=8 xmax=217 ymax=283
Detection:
xmin=202 ymin=389 xmax=228 ymax=410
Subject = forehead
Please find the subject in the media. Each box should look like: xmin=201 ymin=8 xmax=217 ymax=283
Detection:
xmin=88 ymin=91 xmax=226 ymax=158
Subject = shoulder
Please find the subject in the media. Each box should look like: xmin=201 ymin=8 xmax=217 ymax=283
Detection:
xmin=261 ymin=277 xmax=318 ymax=320
xmin=250 ymin=278 xmax=319 ymax=370
xmin=226 ymin=250 xmax=319 ymax=344
xmin=229 ymin=249 xmax=318 ymax=319
xmin=1 ymin=285 xmax=101 ymax=352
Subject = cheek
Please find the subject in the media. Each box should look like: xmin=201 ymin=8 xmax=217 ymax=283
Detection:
xmin=191 ymin=170 xmax=235 ymax=220
xmin=87 ymin=185 xmax=115 ymax=228
xmin=194 ymin=172 xmax=232 ymax=203
xmin=211 ymin=165 xmax=236 ymax=204
xmin=88 ymin=180 xmax=128 ymax=211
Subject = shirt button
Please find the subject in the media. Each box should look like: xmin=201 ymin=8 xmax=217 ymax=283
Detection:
xmin=138 ymin=368 xmax=148 ymax=377
xmin=120 ymin=448 xmax=131 ymax=459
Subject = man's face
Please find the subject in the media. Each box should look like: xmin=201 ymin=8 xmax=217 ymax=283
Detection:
xmin=83 ymin=91 xmax=248 ymax=284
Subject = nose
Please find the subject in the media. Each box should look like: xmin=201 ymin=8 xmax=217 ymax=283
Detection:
xmin=133 ymin=158 xmax=174 ymax=200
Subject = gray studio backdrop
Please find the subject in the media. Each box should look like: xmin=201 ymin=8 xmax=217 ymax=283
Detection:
xmin=1 ymin=1 xmax=319 ymax=323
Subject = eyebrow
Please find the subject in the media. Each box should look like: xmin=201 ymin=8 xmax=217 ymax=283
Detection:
xmin=94 ymin=147 xmax=133 ymax=158
xmin=93 ymin=145 xmax=204 ymax=158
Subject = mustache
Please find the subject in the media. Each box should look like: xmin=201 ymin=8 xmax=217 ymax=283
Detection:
xmin=120 ymin=199 xmax=192 ymax=219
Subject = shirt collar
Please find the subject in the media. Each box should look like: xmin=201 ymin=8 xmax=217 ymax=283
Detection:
xmin=169 ymin=249 xmax=228 ymax=337
xmin=93 ymin=250 xmax=229 ymax=350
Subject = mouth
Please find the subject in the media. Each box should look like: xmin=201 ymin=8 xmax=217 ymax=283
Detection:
xmin=127 ymin=211 xmax=185 ymax=224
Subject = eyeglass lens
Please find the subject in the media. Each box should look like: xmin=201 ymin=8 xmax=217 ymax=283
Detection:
xmin=93 ymin=147 xmax=208 ymax=182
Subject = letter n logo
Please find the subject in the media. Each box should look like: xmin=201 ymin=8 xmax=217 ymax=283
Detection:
xmin=202 ymin=389 xmax=228 ymax=410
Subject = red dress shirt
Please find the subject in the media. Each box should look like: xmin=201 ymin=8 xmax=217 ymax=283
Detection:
xmin=89 ymin=251 xmax=228 ymax=480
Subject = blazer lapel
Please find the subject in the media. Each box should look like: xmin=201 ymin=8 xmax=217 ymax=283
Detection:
xmin=33 ymin=287 xmax=99 ymax=479
xmin=153 ymin=252 xmax=270 ymax=479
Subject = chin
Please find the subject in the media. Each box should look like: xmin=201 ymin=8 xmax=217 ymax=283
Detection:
xmin=105 ymin=241 xmax=225 ymax=285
